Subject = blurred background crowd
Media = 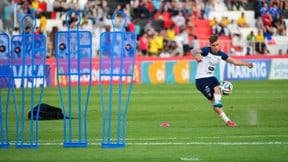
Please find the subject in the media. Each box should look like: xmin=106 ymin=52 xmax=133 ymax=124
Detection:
xmin=0 ymin=0 xmax=288 ymax=58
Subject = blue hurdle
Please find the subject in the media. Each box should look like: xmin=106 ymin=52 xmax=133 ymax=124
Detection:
xmin=11 ymin=14 xmax=46 ymax=148
xmin=0 ymin=33 xmax=11 ymax=148
xmin=99 ymin=11 xmax=137 ymax=148
xmin=55 ymin=10 xmax=92 ymax=147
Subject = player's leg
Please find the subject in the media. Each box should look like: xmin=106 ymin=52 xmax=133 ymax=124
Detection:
xmin=210 ymin=99 xmax=237 ymax=126
xmin=212 ymin=85 xmax=222 ymax=107
xmin=211 ymin=78 xmax=237 ymax=127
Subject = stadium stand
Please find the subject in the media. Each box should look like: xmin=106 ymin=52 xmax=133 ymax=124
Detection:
xmin=0 ymin=0 xmax=288 ymax=57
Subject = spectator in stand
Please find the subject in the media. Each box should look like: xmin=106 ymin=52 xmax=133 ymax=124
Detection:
xmin=148 ymin=34 xmax=159 ymax=56
xmin=183 ymin=3 xmax=192 ymax=18
xmin=123 ymin=3 xmax=132 ymax=19
xmin=12 ymin=27 xmax=20 ymax=36
xmin=134 ymin=20 xmax=141 ymax=38
xmin=263 ymin=11 xmax=274 ymax=35
xmin=146 ymin=0 xmax=154 ymax=13
xmin=144 ymin=20 xmax=154 ymax=33
xmin=53 ymin=0 xmax=64 ymax=15
xmin=209 ymin=17 xmax=221 ymax=35
xmin=258 ymin=0 xmax=271 ymax=8
xmin=131 ymin=0 xmax=140 ymax=18
xmin=230 ymin=0 xmax=244 ymax=11
xmin=224 ymin=0 xmax=231 ymax=10
xmin=62 ymin=0 xmax=71 ymax=13
xmin=204 ymin=0 xmax=215 ymax=19
xmin=139 ymin=33 xmax=149 ymax=56
xmin=256 ymin=16 xmax=265 ymax=31
xmin=159 ymin=49 xmax=171 ymax=57
xmin=192 ymin=35 xmax=200 ymax=50
xmin=269 ymin=3 xmax=281 ymax=20
xmin=273 ymin=14 xmax=286 ymax=36
xmin=40 ymin=13 xmax=47 ymax=33
xmin=69 ymin=0 xmax=79 ymax=11
xmin=162 ymin=10 xmax=173 ymax=29
xmin=186 ymin=18 xmax=195 ymax=36
xmin=127 ymin=19 xmax=136 ymax=33
xmin=32 ymin=0 xmax=40 ymax=11
xmin=278 ymin=49 xmax=283 ymax=55
xmin=3 ymin=4 xmax=12 ymax=33
xmin=229 ymin=47 xmax=237 ymax=55
xmin=47 ymin=0 xmax=54 ymax=12
xmin=172 ymin=12 xmax=186 ymax=28
xmin=220 ymin=17 xmax=230 ymax=36
xmin=166 ymin=26 xmax=176 ymax=50
xmin=167 ymin=2 xmax=178 ymax=16
xmin=138 ymin=1 xmax=150 ymax=19
xmin=246 ymin=31 xmax=255 ymax=54
xmin=234 ymin=46 xmax=247 ymax=56
xmin=255 ymin=30 xmax=266 ymax=55
xmin=239 ymin=0 xmax=248 ymax=10
xmin=278 ymin=0 xmax=288 ymax=11
xmin=174 ymin=31 xmax=184 ymax=56
xmin=237 ymin=12 xmax=250 ymax=27
xmin=154 ymin=31 xmax=164 ymax=54
xmin=153 ymin=0 xmax=162 ymax=12
xmin=260 ymin=2 xmax=269 ymax=16
xmin=181 ymin=28 xmax=190 ymax=56
xmin=195 ymin=0 xmax=205 ymax=19
xmin=34 ymin=27 xmax=42 ymax=35
xmin=24 ymin=26 xmax=32 ymax=34
xmin=227 ymin=19 xmax=242 ymax=40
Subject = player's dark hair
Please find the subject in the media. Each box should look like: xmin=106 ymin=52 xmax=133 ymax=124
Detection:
xmin=209 ymin=35 xmax=218 ymax=44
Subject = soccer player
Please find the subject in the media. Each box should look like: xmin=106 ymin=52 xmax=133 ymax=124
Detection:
xmin=191 ymin=35 xmax=253 ymax=127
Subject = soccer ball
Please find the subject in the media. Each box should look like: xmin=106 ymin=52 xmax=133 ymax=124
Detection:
xmin=220 ymin=81 xmax=233 ymax=95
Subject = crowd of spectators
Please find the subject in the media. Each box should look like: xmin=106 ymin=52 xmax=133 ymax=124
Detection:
xmin=2 ymin=0 xmax=288 ymax=57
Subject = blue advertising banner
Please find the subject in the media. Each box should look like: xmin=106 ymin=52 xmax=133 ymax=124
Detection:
xmin=224 ymin=59 xmax=271 ymax=80
xmin=0 ymin=64 xmax=51 ymax=88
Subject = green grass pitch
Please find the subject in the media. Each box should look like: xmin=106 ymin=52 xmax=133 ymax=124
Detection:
xmin=0 ymin=80 xmax=288 ymax=161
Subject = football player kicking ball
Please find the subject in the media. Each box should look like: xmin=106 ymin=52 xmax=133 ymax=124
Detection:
xmin=191 ymin=35 xmax=253 ymax=127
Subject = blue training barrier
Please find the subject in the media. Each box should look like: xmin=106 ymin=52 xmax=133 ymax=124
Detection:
xmin=55 ymin=10 xmax=92 ymax=147
xmin=0 ymin=33 xmax=11 ymax=148
xmin=99 ymin=11 xmax=137 ymax=148
xmin=11 ymin=14 xmax=46 ymax=148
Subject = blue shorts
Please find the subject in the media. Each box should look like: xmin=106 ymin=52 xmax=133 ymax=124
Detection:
xmin=195 ymin=77 xmax=220 ymax=100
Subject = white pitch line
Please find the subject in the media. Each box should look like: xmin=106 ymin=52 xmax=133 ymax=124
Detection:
xmin=33 ymin=135 xmax=288 ymax=142
xmin=7 ymin=141 xmax=288 ymax=146
xmin=10 ymin=90 xmax=288 ymax=95
xmin=180 ymin=157 xmax=201 ymax=161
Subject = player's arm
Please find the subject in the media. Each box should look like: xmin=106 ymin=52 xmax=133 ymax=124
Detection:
xmin=225 ymin=57 xmax=254 ymax=68
xmin=191 ymin=48 xmax=203 ymax=62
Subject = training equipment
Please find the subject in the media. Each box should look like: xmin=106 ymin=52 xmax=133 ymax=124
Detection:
xmin=99 ymin=11 xmax=136 ymax=148
xmin=11 ymin=14 xmax=46 ymax=148
xmin=220 ymin=81 xmax=233 ymax=95
xmin=0 ymin=33 xmax=11 ymax=148
xmin=160 ymin=123 xmax=170 ymax=127
xmin=55 ymin=10 xmax=92 ymax=147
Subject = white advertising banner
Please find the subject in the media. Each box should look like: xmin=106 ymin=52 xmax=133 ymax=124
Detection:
xmin=270 ymin=59 xmax=288 ymax=80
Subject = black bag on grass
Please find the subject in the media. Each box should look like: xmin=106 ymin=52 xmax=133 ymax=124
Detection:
xmin=28 ymin=103 xmax=69 ymax=120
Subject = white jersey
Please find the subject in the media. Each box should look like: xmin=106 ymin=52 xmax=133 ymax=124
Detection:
xmin=195 ymin=47 xmax=229 ymax=79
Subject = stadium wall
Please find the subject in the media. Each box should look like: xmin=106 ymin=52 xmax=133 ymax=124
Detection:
xmin=1 ymin=56 xmax=288 ymax=88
